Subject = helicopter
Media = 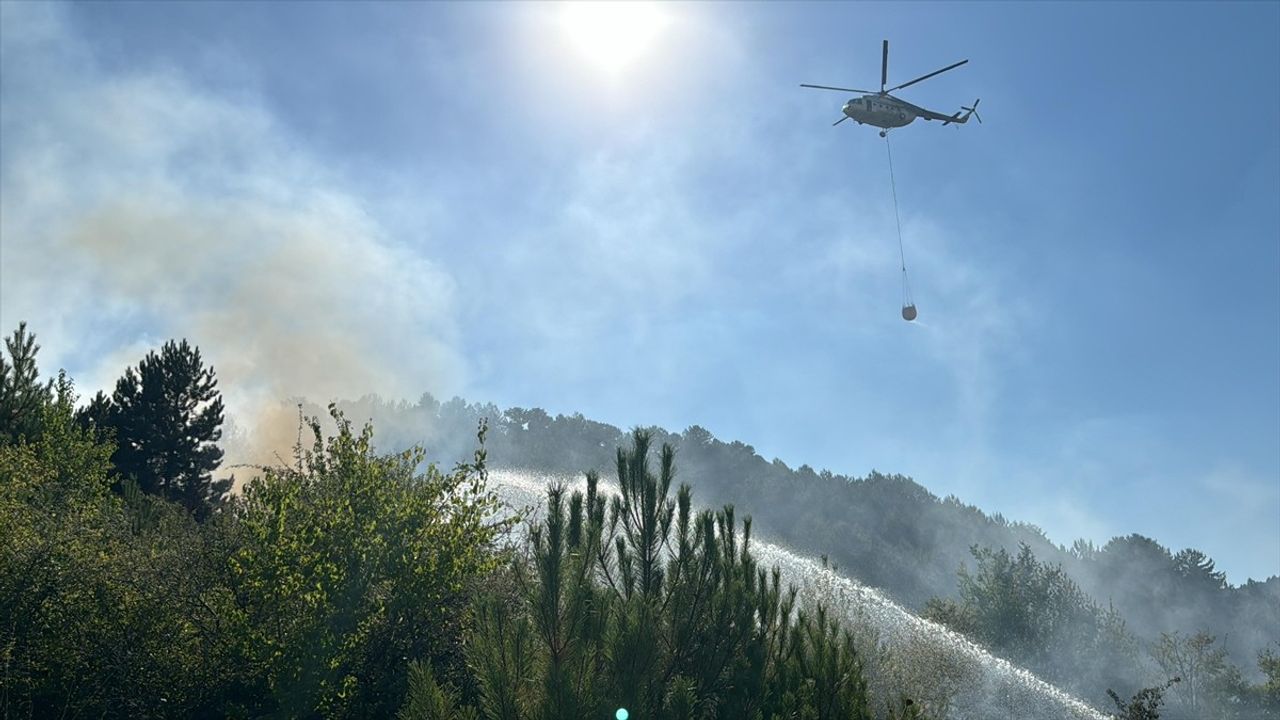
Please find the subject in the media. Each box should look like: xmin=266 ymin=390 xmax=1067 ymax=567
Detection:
xmin=802 ymin=40 xmax=980 ymax=136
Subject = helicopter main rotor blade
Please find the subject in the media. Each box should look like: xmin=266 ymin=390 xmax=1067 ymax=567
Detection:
xmin=886 ymin=58 xmax=968 ymax=93
xmin=881 ymin=40 xmax=889 ymax=93
xmin=800 ymin=83 xmax=876 ymax=93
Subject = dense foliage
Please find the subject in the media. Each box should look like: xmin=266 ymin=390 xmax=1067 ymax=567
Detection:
xmin=3 ymin=323 xmax=1275 ymax=718
xmin=226 ymin=409 xmax=510 ymax=718
xmin=0 ymin=329 xmax=510 ymax=718
xmin=2 ymin=324 xmax=929 ymax=719
xmin=301 ymin=393 xmax=1280 ymax=716
xmin=921 ymin=544 xmax=1146 ymax=706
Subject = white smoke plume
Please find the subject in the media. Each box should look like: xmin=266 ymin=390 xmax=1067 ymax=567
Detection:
xmin=0 ymin=3 xmax=464 ymax=467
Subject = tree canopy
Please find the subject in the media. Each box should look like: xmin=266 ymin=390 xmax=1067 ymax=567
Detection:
xmin=78 ymin=339 xmax=228 ymax=519
xmin=0 ymin=322 xmax=54 ymax=444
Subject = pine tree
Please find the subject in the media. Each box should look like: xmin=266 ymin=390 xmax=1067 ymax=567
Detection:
xmin=0 ymin=322 xmax=54 ymax=445
xmin=81 ymin=339 xmax=227 ymax=519
xmin=1171 ymin=548 xmax=1228 ymax=591
xmin=462 ymin=430 xmax=876 ymax=720
xmin=398 ymin=660 xmax=479 ymax=720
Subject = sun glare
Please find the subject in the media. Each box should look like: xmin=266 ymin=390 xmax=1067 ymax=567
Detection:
xmin=560 ymin=2 xmax=668 ymax=78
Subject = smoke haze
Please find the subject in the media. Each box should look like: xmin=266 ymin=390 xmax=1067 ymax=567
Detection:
xmin=0 ymin=3 xmax=464 ymax=466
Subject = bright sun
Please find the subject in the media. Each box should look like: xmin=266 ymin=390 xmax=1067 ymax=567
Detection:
xmin=560 ymin=2 xmax=669 ymax=78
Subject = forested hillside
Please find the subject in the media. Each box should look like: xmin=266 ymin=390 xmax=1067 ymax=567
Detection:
xmin=2 ymin=326 xmax=931 ymax=718
xmin=5 ymin=324 xmax=1278 ymax=718
xmin=304 ymin=393 xmax=1280 ymax=715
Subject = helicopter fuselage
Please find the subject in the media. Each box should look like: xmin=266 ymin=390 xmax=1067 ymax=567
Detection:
xmin=842 ymin=95 xmax=915 ymax=129
xmin=803 ymin=41 xmax=977 ymax=132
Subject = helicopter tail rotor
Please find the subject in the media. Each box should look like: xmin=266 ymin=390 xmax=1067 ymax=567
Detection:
xmin=961 ymin=98 xmax=982 ymax=124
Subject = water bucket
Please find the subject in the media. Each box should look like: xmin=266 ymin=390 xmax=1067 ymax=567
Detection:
xmin=901 ymin=304 xmax=917 ymax=321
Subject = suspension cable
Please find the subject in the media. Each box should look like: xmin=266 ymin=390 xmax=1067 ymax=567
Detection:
xmin=884 ymin=134 xmax=914 ymax=308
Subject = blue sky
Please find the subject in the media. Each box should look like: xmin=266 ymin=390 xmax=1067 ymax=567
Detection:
xmin=1 ymin=2 xmax=1277 ymax=583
